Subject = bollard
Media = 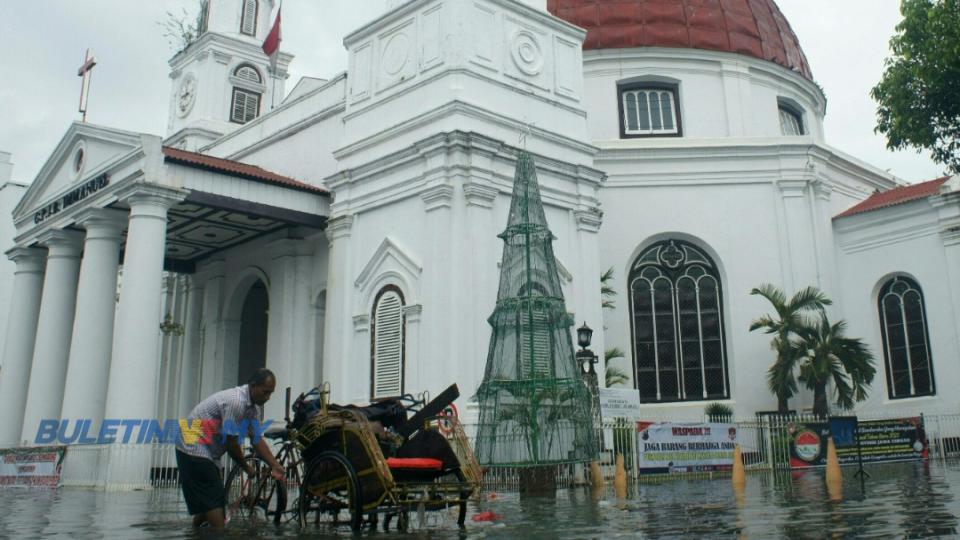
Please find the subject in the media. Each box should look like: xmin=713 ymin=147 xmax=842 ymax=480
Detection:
xmin=590 ymin=460 xmax=605 ymax=488
xmin=732 ymin=444 xmax=746 ymax=491
xmin=825 ymin=437 xmax=842 ymax=501
xmin=614 ymin=454 xmax=627 ymax=499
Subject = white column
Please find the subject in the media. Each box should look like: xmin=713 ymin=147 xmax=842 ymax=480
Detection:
xmin=60 ymin=210 xmax=126 ymax=428
xmin=198 ymin=261 xmax=226 ymax=398
xmin=420 ymin=185 xmax=454 ymax=395
xmin=101 ymin=187 xmax=181 ymax=489
xmin=0 ymin=247 xmax=46 ymax=446
xmin=20 ymin=231 xmax=83 ymax=443
xmin=322 ymin=215 xmax=355 ymax=402
xmin=176 ymin=276 xmax=203 ymax=416
xmin=265 ymin=238 xmax=315 ymax=420
xmin=104 ymin=189 xmax=181 ymax=422
xmin=463 ymin=181 xmax=499 ymax=395
xmin=575 ymin=209 xmax=605 ymax=383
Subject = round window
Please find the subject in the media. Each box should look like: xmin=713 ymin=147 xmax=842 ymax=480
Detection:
xmin=73 ymin=147 xmax=85 ymax=174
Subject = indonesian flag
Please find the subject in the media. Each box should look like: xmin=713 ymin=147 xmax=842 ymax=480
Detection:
xmin=262 ymin=4 xmax=282 ymax=74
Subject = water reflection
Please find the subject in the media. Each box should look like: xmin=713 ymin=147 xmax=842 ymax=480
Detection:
xmin=0 ymin=461 xmax=958 ymax=539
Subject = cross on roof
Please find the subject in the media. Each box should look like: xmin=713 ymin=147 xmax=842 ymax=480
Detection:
xmin=77 ymin=49 xmax=97 ymax=123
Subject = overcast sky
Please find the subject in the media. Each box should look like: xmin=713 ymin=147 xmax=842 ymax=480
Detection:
xmin=0 ymin=0 xmax=947 ymax=185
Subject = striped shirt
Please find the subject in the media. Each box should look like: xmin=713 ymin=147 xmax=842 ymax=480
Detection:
xmin=176 ymin=384 xmax=262 ymax=461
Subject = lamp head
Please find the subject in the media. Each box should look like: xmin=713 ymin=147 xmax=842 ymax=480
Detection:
xmin=576 ymin=322 xmax=593 ymax=349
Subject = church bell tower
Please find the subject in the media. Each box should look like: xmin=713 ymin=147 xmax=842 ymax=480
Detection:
xmin=166 ymin=0 xmax=293 ymax=150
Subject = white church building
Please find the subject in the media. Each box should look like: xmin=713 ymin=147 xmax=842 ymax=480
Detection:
xmin=2 ymin=0 xmax=960 ymax=474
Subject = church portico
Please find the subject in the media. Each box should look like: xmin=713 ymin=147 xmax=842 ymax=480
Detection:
xmin=0 ymin=122 xmax=329 ymax=480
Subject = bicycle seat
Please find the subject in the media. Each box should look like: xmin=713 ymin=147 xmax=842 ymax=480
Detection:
xmin=263 ymin=426 xmax=288 ymax=441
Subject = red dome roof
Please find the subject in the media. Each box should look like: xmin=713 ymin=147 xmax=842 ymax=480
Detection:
xmin=547 ymin=0 xmax=813 ymax=80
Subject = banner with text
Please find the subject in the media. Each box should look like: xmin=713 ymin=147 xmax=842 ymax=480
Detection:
xmin=789 ymin=416 xmax=927 ymax=469
xmin=0 ymin=446 xmax=65 ymax=488
xmin=636 ymin=422 xmax=738 ymax=474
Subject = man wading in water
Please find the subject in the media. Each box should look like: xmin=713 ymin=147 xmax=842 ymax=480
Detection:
xmin=176 ymin=368 xmax=284 ymax=529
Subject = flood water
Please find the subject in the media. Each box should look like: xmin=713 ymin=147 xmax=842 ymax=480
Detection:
xmin=1 ymin=460 xmax=959 ymax=539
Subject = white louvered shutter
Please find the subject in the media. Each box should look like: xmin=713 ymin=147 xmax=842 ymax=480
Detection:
xmin=231 ymin=90 xmax=260 ymax=123
xmin=241 ymin=0 xmax=258 ymax=36
xmin=372 ymin=291 xmax=404 ymax=398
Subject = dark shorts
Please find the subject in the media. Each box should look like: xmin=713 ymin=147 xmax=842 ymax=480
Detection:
xmin=176 ymin=450 xmax=224 ymax=515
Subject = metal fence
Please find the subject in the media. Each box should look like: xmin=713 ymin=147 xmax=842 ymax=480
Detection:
xmin=51 ymin=411 xmax=960 ymax=491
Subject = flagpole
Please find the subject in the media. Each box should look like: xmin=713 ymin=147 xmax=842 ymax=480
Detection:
xmin=264 ymin=0 xmax=282 ymax=110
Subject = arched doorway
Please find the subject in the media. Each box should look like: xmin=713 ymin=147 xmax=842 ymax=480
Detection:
xmin=238 ymin=280 xmax=269 ymax=385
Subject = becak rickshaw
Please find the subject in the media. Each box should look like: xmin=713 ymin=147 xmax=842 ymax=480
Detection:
xmin=291 ymin=383 xmax=482 ymax=531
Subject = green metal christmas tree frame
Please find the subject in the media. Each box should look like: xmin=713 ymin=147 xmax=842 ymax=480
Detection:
xmin=474 ymin=151 xmax=598 ymax=468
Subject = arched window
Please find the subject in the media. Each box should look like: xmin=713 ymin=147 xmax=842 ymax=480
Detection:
xmin=878 ymin=276 xmax=935 ymax=398
xmin=235 ymin=65 xmax=261 ymax=84
xmin=628 ymin=240 xmax=729 ymax=403
xmin=230 ymin=65 xmax=262 ymax=124
xmin=371 ymin=286 xmax=405 ymax=398
xmin=240 ymin=0 xmax=258 ymax=36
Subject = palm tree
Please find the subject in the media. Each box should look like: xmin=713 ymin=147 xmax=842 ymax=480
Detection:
xmin=604 ymin=347 xmax=629 ymax=387
xmin=749 ymin=284 xmax=832 ymax=413
xmin=793 ymin=315 xmax=876 ymax=418
xmin=600 ymin=267 xmax=616 ymax=310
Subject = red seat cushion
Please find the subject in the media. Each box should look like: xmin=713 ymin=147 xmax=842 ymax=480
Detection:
xmin=386 ymin=457 xmax=444 ymax=470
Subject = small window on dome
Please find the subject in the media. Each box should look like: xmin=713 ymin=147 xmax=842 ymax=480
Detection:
xmin=618 ymin=83 xmax=681 ymax=138
xmin=778 ymin=103 xmax=804 ymax=136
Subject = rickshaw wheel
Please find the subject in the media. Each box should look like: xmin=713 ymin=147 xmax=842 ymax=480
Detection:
xmin=224 ymin=456 xmax=288 ymax=525
xmin=298 ymin=450 xmax=363 ymax=531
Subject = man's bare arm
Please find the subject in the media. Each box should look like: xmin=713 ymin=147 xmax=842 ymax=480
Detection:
xmin=225 ymin=435 xmax=253 ymax=475
xmin=253 ymin=436 xmax=285 ymax=481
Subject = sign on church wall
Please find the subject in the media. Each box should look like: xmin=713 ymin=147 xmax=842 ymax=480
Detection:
xmin=33 ymin=173 xmax=109 ymax=224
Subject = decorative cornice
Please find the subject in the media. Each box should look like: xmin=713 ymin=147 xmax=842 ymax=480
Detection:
xmin=325 ymin=214 xmax=355 ymax=242
xmin=420 ymin=184 xmax=454 ymax=212
xmin=211 ymin=50 xmax=231 ymax=65
xmin=940 ymin=225 xmax=960 ymax=247
xmin=353 ymin=314 xmax=370 ymax=332
xmin=574 ymin=209 xmax=603 ymax=232
xmin=463 ymin=183 xmax=498 ymax=208
xmin=775 ymin=179 xmax=809 ymax=198
xmin=36 ymin=229 xmax=84 ymax=258
xmin=335 ymin=99 xmax=596 ymax=161
xmin=5 ymin=246 xmax=46 ymax=272
xmin=118 ymin=182 xmax=188 ymax=219
xmin=402 ymin=303 xmax=423 ymax=323
xmin=74 ymin=208 xmax=127 ymax=240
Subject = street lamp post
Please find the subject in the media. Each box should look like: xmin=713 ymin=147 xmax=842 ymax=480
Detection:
xmin=576 ymin=322 xmax=601 ymax=427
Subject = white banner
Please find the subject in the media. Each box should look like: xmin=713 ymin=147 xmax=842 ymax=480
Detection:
xmin=599 ymin=388 xmax=642 ymax=420
xmin=636 ymin=422 xmax=738 ymax=473
xmin=0 ymin=447 xmax=64 ymax=487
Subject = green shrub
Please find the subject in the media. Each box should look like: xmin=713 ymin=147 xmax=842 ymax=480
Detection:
xmin=704 ymin=402 xmax=733 ymax=422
